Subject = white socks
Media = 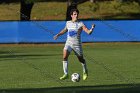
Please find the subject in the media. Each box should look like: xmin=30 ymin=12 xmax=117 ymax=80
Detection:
xmin=62 ymin=61 xmax=87 ymax=74
xmin=63 ymin=61 xmax=68 ymax=75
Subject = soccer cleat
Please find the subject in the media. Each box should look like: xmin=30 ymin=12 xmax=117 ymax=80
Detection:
xmin=83 ymin=72 xmax=88 ymax=80
xmin=60 ymin=74 xmax=68 ymax=80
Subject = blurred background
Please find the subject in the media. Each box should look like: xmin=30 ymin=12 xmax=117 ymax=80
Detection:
xmin=0 ymin=1 xmax=140 ymax=92
xmin=0 ymin=0 xmax=140 ymax=21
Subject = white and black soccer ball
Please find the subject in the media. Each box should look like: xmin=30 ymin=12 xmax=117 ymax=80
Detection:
xmin=71 ymin=73 xmax=80 ymax=82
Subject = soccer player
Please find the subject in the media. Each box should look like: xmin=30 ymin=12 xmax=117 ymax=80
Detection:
xmin=53 ymin=9 xmax=95 ymax=80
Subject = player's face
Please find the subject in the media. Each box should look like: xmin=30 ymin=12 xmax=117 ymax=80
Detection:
xmin=71 ymin=11 xmax=78 ymax=21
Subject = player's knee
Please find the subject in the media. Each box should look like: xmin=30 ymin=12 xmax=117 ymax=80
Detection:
xmin=63 ymin=57 xmax=68 ymax=61
xmin=79 ymin=58 xmax=85 ymax=64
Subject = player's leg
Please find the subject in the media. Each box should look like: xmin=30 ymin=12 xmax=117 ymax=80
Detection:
xmin=60 ymin=46 xmax=71 ymax=80
xmin=73 ymin=45 xmax=88 ymax=80
xmin=77 ymin=55 xmax=88 ymax=80
xmin=62 ymin=49 xmax=70 ymax=75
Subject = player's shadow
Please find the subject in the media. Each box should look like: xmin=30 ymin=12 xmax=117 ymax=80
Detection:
xmin=0 ymin=83 xmax=140 ymax=93
xmin=0 ymin=53 xmax=61 ymax=61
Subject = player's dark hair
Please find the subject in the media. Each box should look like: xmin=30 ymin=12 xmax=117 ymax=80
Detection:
xmin=70 ymin=9 xmax=79 ymax=15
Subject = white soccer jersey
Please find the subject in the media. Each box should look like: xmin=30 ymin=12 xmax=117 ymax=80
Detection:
xmin=64 ymin=21 xmax=84 ymax=56
xmin=65 ymin=21 xmax=84 ymax=44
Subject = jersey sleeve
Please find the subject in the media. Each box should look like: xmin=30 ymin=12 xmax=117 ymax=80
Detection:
xmin=64 ymin=21 xmax=68 ymax=30
xmin=80 ymin=21 xmax=85 ymax=28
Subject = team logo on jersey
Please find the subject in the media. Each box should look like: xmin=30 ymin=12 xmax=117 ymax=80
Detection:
xmin=68 ymin=30 xmax=77 ymax=37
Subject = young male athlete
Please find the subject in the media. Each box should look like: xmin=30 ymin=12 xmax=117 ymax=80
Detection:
xmin=54 ymin=9 xmax=95 ymax=80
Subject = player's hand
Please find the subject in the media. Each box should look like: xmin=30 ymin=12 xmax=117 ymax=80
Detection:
xmin=92 ymin=24 xmax=95 ymax=29
xmin=53 ymin=34 xmax=58 ymax=40
xmin=88 ymin=24 xmax=95 ymax=35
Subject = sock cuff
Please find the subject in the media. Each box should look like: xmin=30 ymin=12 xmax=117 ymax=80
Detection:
xmin=63 ymin=61 xmax=68 ymax=63
xmin=81 ymin=62 xmax=86 ymax=65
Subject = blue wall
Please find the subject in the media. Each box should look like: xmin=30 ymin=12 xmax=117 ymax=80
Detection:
xmin=0 ymin=20 xmax=140 ymax=43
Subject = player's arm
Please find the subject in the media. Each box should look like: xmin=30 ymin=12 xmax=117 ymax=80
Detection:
xmin=53 ymin=28 xmax=68 ymax=40
xmin=82 ymin=24 xmax=95 ymax=35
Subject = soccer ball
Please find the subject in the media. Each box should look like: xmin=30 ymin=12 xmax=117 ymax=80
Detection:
xmin=71 ymin=73 xmax=80 ymax=82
